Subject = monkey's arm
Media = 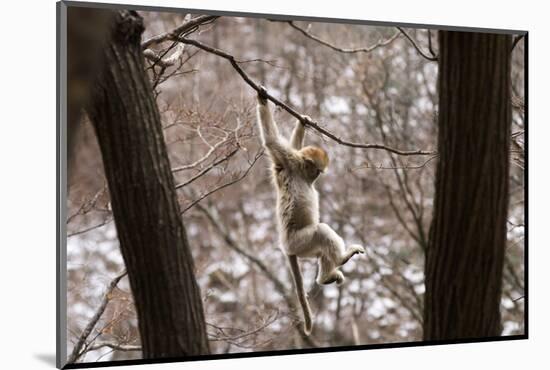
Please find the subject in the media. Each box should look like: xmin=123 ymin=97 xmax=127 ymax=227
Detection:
xmin=256 ymin=95 xmax=295 ymax=166
xmin=289 ymin=119 xmax=306 ymax=150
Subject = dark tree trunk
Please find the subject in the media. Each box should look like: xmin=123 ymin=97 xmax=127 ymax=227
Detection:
xmin=87 ymin=10 xmax=210 ymax=357
xmin=423 ymin=31 xmax=512 ymax=340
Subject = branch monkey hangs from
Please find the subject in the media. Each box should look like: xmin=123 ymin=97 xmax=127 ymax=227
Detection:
xmin=255 ymin=87 xmax=365 ymax=335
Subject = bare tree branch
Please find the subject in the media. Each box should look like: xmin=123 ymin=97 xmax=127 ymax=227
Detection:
xmin=207 ymin=310 xmax=279 ymax=346
xmin=351 ymin=155 xmax=438 ymax=171
xmin=287 ymin=21 xmax=400 ymax=53
xmin=141 ymin=15 xmax=219 ymax=49
xmin=396 ymin=27 xmax=438 ymax=61
xmin=172 ymin=120 xmax=241 ymax=173
xmin=86 ymin=342 xmax=141 ymax=353
xmin=512 ymin=94 xmax=525 ymax=114
xmin=143 ymin=43 xmax=185 ymax=67
xmin=378 ymin=272 xmax=423 ymax=324
xmin=67 ymin=271 xmax=128 ymax=364
xmin=180 ymin=150 xmax=264 ymax=214
xmin=67 ymin=218 xmax=113 ymax=238
xmin=196 ymin=202 xmax=289 ymax=297
xmin=175 ymin=148 xmax=239 ymax=189
xmin=177 ymin=37 xmax=435 ymax=156
xmin=380 ymin=180 xmax=423 ymax=247
xmin=67 ymin=185 xmax=108 ymax=224
xmin=142 ymin=14 xmax=218 ymax=75
xmin=81 ymin=312 xmax=279 ymax=356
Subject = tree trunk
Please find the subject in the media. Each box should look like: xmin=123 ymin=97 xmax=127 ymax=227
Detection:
xmin=87 ymin=10 xmax=210 ymax=357
xmin=423 ymin=31 xmax=512 ymax=340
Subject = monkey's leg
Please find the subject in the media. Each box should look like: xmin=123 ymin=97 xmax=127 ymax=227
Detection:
xmin=289 ymin=223 xmax=349 ymax=285
xmin=339 ymin=244 xmax=365 ymax=266
xmin=317 ymin=255 xmax=344 ymax=285
xmin=286 ymin=224 xmax=321 ymax=257
xmin=288 ymin=223 xmax=345 ymax=258
xmin=314 ymin=224 xmax=363 ymax=285
xmin=315 ymin=225 xmax=344 ymax=285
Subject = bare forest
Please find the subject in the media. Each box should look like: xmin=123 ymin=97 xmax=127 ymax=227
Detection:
xmin=65 ymin=9 xmax=525 ymax=364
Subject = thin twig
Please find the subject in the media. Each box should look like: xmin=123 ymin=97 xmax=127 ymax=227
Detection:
xmin=236 ymin=58 xmax=285 ymax=69
xmin=68 ymin=218 xmax=113 ymax=237
xmin=351 ymin=155 xmax=438 ymax=171
xmin=180 ymin=150 xmax=263 ymax=214
xmin=287 ymin=21 xmax=400 ymax=54
xmin=85 ymin=342 xmax=141 ymax=353
xmin=208 ymin=310 xmax=279 ymax=343
xmin=512 ymin=94 xmax=525 ymax=114
xmin=82 ymin=312 xmax=278 ymax=355
xmin=172 ymin=135 xmax=231 ymax=172
xmin=67 ymin=271 xmax=128 ymax=364
xmin=67 ymin=186 xmax=108 ymax=224
xmin=396 ymin=27 xmax=438 ymax=61
xmin=175 ymin=148 xmax=239 ymax=189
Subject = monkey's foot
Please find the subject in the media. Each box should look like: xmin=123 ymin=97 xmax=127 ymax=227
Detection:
xmin=336 ymin=270 xmax=345 ymax=286
xmin=318 ymin=270 xmax=345 ymax=286
xmin=339 ymin=244 xmax=365 ymax=266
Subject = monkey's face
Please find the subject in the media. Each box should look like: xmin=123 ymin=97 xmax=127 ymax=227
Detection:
xmin=300 ymin=146 xmax=329 ymax=182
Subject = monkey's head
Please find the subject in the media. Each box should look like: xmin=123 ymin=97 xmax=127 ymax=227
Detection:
xmin=299 ymin=146 xmax=329 ymax=182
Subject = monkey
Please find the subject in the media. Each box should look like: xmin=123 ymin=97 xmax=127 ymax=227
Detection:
xmin=255 ymin=87 xmax=365 ymax=335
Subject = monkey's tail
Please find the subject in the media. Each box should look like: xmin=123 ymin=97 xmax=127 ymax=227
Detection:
xmin=288 ymin=255 xmax=313 ymax=335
